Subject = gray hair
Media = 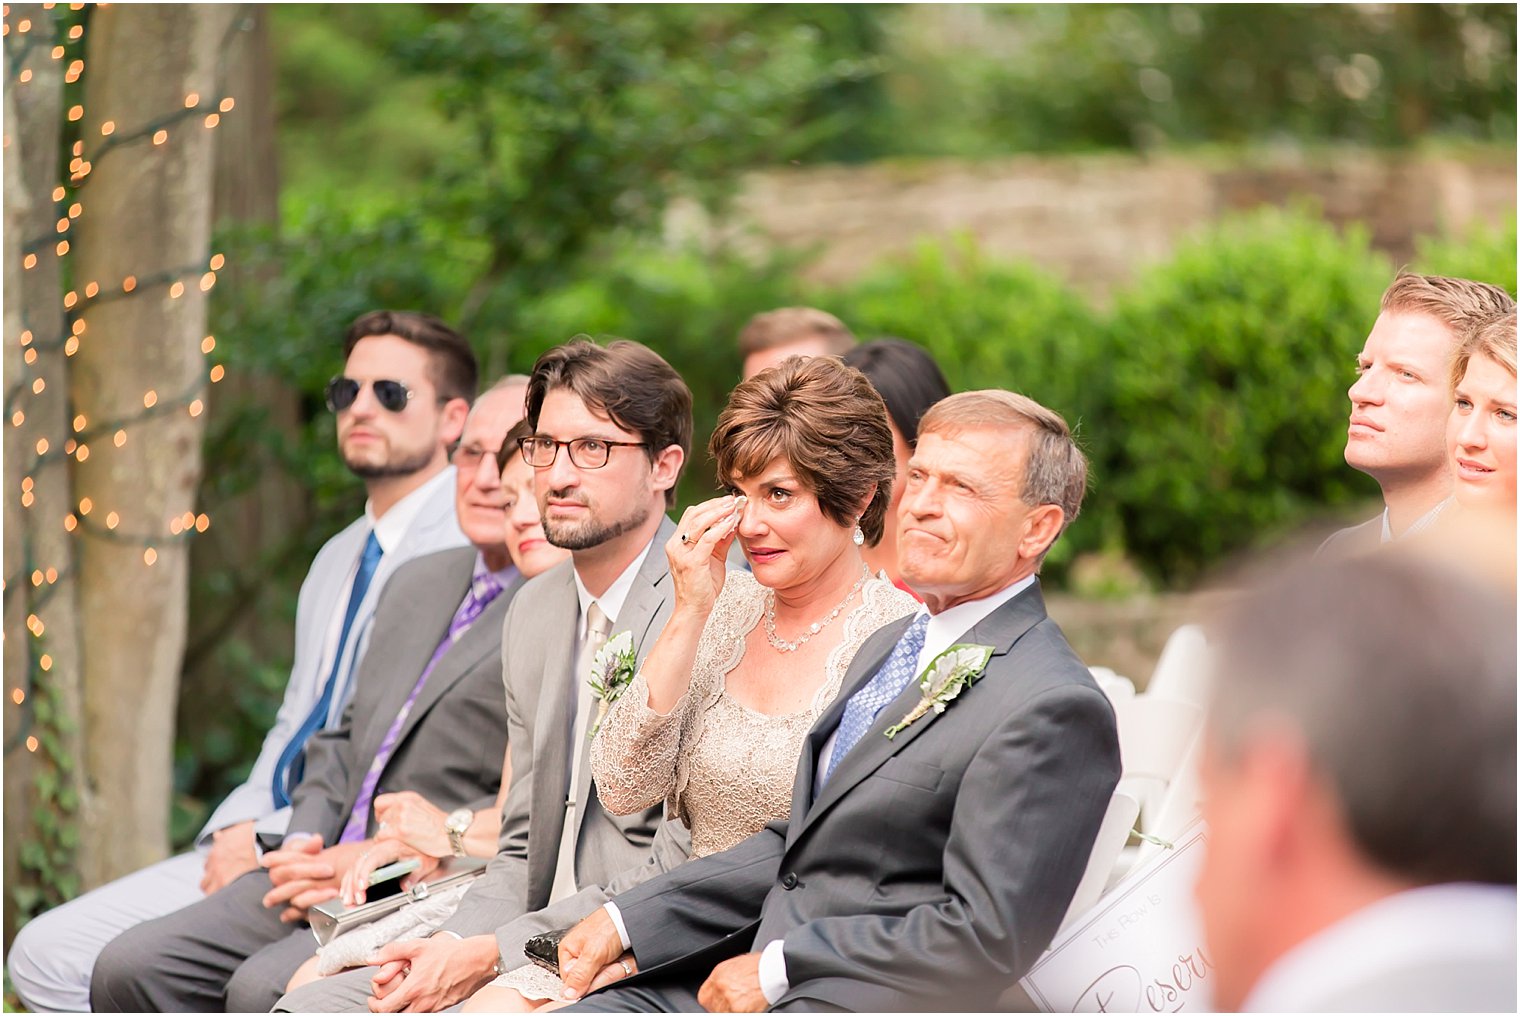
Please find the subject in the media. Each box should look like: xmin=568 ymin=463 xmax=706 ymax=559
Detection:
xmin=1208 ymin=551 xmax=1517 ymax=886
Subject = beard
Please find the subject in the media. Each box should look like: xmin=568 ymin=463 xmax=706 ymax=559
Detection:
xmin=541 ymin=487 xmax=653 ymax=551
xmin=341 ymin=441 xmax=436 ymax=480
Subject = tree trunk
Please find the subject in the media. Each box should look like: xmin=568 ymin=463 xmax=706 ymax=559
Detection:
xmin=3 ymin=3 xmax=87 ymax=942
xmin=180 ymin=5 xmax=307 ymax=833
xmin=68 ymin=3 xmax=235 ymax=885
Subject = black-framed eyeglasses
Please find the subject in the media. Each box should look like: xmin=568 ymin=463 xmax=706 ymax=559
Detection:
xmin=518 ymin=436 xmax=647 ymax=470
xmin=325 ymin=376 xmax=416 ymax=414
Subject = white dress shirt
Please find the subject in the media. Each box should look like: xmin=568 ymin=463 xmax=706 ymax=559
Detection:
xmin=1244 ymin=882 xmax=1517 ymax=1012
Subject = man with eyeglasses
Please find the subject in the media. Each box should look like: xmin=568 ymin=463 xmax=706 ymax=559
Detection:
xmin=8 ymin=310 xmax=477 ymax=1014
xmin=275 ymin=336 xmax=699 ymax=1014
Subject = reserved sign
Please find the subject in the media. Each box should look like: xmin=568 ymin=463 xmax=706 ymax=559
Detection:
xmin=1021 ymin=822 xmax=1214 ymax=1012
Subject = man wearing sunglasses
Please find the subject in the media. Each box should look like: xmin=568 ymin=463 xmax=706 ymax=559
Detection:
xmin=9 ymin=310 xmax=476 ymax=1015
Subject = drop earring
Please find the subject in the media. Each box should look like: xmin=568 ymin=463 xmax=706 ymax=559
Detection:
xmin=852 ymin=519 xmax=865 ymax=547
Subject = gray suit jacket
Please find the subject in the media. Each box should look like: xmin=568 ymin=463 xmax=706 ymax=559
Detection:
xmin=613 ymin=581 xmax=1122 ymax=1012
xmin=287 ymin=547 xmax=515 ymax=843
xmin=444 ymin=518 xmax=688 ymax=938
xmin=205 ymin=468 xmax=466 ymax=845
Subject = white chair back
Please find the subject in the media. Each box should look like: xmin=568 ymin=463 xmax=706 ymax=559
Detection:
xmin=1144 ymin=623 xmax=1213 ymax=706
xmin=1057 ymin=787 xmax=1140 ymax=933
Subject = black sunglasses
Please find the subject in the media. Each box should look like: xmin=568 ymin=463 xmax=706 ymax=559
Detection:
xmin=325 ymin=376 xmax=415 ymax=414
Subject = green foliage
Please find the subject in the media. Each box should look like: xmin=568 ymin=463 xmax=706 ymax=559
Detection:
xmin=1414 ymin=216 xmax=1518 ymax=298
xmin=1100 ymin=207 xmax=1393 ymax=582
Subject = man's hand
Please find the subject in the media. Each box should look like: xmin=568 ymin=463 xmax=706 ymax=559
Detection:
xmin=364 ymin=934 xmax=498 ymax=1013
xmin=697 ymin=953 xmax=768 ymax=1013
xmin=557 ymin=908 xmax=628 ymax=1001
xmin=260 ymin=835 xmax=367 ymax=922
xmin=200 ymin=820 xmax=258 ymax=894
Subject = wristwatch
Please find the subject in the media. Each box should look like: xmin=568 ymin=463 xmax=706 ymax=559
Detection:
xmin=444 ymin=807 xmax=472 ymax=857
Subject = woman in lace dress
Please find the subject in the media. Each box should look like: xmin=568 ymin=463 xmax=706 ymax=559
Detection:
xmin=467 ymin=355 xmax=917 ymax=1010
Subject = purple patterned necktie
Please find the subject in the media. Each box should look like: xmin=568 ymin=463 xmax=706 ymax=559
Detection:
xmin=338 ymin=566 xmax=510 ymax=843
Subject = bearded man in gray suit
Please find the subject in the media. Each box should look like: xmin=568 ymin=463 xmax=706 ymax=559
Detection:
xmin=8 ymin=310 xmax=477 ymax=1014
xmin=276 ymin=337 xmax=698 ymax=1013
xmin=548 ymin=389 xmax=1120 ymax=1013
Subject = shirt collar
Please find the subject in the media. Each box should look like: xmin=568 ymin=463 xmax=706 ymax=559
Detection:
xmin=571 ymin=535 xmax=656 ymax=639
xmin=365 ymin=466 xmax=455 ymax=554
xmin=915 ymin=573 xmax=1037 ymax=673
xmin=1379 ymin=495 xmax=1455 ymax=543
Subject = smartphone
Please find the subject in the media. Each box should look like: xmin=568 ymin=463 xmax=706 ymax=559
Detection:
xmin=364 ymin=857 xmax=420 ymax=901
xmin=523 ymin=929 xmax=568 ymax=975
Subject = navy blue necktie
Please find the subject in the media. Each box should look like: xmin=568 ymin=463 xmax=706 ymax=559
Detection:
xmin=820 ymin=613 xmax=930 ymax=790
xmin=271 ymin=530 xmax=383 ymax=808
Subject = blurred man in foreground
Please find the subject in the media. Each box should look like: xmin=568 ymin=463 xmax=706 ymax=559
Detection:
xmin=1197 ymin=550 xmax=1516 ymax=1012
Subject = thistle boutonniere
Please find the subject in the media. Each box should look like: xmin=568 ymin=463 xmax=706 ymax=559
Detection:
xmin=587 ymin=631 xmax=636 ymax=740
xmin=883 ymin=643 xmax=996 ymax=739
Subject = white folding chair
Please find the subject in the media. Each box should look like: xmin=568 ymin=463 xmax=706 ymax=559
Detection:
xmin=1090 ymin=665 xmax=1136 ymax=705
xmin=1112 ymin=695 xmax=1203 ymax=831
xmin=1057 ymin=787 xmax=1141 ymax=933
xmin=1144 ymin=623 xmax=1213 ymax=706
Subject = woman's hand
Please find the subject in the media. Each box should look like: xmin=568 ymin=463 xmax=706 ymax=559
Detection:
xmin=339 ymin=838 xmax=438 ymax=906
xmin=373 ymin=791 xmax=450 ymax=857
xmin=666 ymin=495 xmax=745 ymax=616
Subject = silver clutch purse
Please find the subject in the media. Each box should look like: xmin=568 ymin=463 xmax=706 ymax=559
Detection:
xmin=307 ymin=856 xmax=488 ymax=946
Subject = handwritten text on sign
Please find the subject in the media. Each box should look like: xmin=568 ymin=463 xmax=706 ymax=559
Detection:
xmin=1021 ymin=822 xmax=1213 ymax=1013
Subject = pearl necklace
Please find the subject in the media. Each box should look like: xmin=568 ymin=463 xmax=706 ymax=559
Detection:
xmin=764 ymin=566 xmax=870 ymax=653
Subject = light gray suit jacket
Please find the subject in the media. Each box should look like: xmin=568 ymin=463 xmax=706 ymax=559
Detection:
xmin=612 ymin=581 xmax=1122 ymax=1012
xmin=443 ymin=518 xmax=692 ymax=940
xmin=1316 ymin=513 xmax=1381 ymax=559
xmin=287 ymin=547 xmax=516 ymax=843
xmin=202 ymin=468 xmax=466 ymax=845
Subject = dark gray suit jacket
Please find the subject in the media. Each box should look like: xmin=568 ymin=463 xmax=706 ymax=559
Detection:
xmin=611 ymin=581 xmax=1121 ymax=1012
xmin=288 ymin=547 xmax=516 ymax=844
xmin=444 ymin=518 xmax=686 ymax=937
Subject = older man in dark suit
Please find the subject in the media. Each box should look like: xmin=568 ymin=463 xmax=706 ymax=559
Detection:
xmin=553 ymin=389 xmax=1121 ymax=1013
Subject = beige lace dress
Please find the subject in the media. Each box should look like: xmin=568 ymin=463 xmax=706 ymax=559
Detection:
xmin=485 ymin=569 xmax=915 ymax=1002
xmin=592 ymin=569 xmax=917 ymax=856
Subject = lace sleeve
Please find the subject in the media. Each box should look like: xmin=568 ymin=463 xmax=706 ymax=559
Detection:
xmin=589 ymin=573 xmax=763 ymax=821
xmin=588 ymin=667 xmax=690 ymax=817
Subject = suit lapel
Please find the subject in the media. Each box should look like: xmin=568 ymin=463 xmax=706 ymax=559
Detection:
xmin=340 ymin=551 xmax=473 ymax=821
xmin=795 ymin=584 xmax=1050 ymax=840
xmin=569 ymin=517 xmax=676 ymax=852
xmin=527 ymin=568 xmax=581 ymax=899
xmin=390 ymin=577 xmax=519 ymax=749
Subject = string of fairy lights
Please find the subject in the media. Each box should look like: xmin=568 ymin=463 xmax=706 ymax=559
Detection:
xmin=4 ymin=3 xmax=251 ymax=756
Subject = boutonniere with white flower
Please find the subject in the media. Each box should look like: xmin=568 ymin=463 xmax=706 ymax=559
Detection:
xmin=884 ymin=643 xmax=996 ymax=739
xmin=588 ymin=630 xmax=636 ymax=740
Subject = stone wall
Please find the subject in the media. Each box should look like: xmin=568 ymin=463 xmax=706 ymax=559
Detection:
xmin=670 ymin=147 xmax=1516 ymax=294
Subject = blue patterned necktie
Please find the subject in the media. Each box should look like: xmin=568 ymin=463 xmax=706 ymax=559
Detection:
xmin=271 ymin=530 xmax=383 ymax=808
xmin=820 ymin=613 xmax=930 ymax=789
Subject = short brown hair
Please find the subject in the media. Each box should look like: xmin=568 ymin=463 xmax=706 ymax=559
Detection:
xmin=919 ymin=390 xmax=1088 ymax=544
xmin=1379 ymin=271 xmax=1515 ymax=339
xmin=710 ymin=356 xmax=895 ymax=545
xmin=736 ymin=307 xmax=855 ymax=358
xmin=343 ymin=310 xmax=478 ymax=403
xmin=1451 ymin=310 xmax=1518 ymax=390
xmin=524 ymin=337 xmax=692 ymax=507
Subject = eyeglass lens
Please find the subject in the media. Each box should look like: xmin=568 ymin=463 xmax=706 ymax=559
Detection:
xmin=326 ymin=377 xmax=411 ymax=413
